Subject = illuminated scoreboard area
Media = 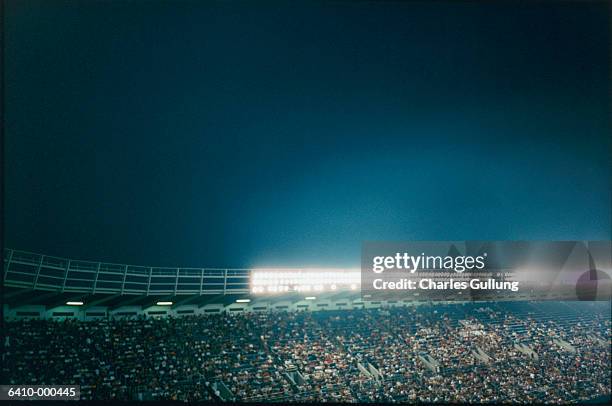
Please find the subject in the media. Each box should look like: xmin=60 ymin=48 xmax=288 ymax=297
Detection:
xmin=250 ymin=269 xmax=361 ymax=294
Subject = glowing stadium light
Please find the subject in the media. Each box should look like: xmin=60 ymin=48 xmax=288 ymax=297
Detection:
xmin=236 ymin=299 xmax=251 ymax=303
xmin=156 ymin=301 xmax=173 ymax=306
xmin=305 ymin=296 xmax=316 ymax=300
xmin=66 ymin=301 xmax=83 ymax=306
xmin=250 ymin=268 xmax=361 ymax=295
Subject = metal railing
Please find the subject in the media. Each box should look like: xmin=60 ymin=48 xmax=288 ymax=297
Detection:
xmin=3 ymin=248 xmax=250 ymax=295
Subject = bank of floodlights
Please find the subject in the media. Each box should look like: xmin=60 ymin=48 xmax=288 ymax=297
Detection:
xmin=250 ymin=268 xmax=361 ymax=294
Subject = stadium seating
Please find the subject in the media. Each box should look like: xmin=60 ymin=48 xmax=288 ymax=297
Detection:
xmin=3 ymin=301 xmax=610 ymax=402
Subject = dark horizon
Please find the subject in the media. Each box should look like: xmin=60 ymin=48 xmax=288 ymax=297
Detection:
xmin=4 ymin=0 xmax=611 ymax=268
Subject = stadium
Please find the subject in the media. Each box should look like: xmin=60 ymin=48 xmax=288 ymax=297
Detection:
xmin=3 ymin=248 xmax=611 ymax=402
xmin=3 ymin=0 xmax=611 ymax=404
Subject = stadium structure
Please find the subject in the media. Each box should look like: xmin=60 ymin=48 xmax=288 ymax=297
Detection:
xmin=3 ymin=248 xmax=611 ymax=403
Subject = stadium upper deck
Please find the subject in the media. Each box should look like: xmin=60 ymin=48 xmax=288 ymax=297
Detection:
xmin=3 ymin=247 xmax=607 ymax=320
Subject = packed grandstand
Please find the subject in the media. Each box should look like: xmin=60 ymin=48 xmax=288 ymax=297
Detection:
xmin=3 ymin=300 xmax=610 ymax=403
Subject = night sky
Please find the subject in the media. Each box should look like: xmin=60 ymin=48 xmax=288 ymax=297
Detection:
xmin=4 ymin=1 xmax=610 ymax=268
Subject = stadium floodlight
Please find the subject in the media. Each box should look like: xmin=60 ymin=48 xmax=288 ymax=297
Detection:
xmin=236 ymin=299 xmax=251 ymax=303
xmin=156 ymin=301 xmax=173 ymax=306
xmin=251 ymin=268 xmax=361 ymax=295
xmin=66 ymin=301 xmax=84 ymax=306
xmin=305 ymin=296 xmax=316 ymax=300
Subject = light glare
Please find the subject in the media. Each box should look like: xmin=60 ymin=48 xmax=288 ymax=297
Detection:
xmin=251 ymin=268 xmax=361 ymax=295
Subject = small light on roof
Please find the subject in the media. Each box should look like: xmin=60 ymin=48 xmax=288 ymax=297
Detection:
xmin=236 ymin=299 xmax=251 ymax=303
xmin=66 ymin=301 xmax=84 ymax=306
xmin=156 ymin=301 xmax=173 ymax=306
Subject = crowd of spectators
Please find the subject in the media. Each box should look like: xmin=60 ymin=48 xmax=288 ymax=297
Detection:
xmin=3 ymin=301 xmax=610 ymax=403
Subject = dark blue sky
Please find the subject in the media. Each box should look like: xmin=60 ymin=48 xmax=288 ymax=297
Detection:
xmin=4 ymin=0 xmax=610 ymax=268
